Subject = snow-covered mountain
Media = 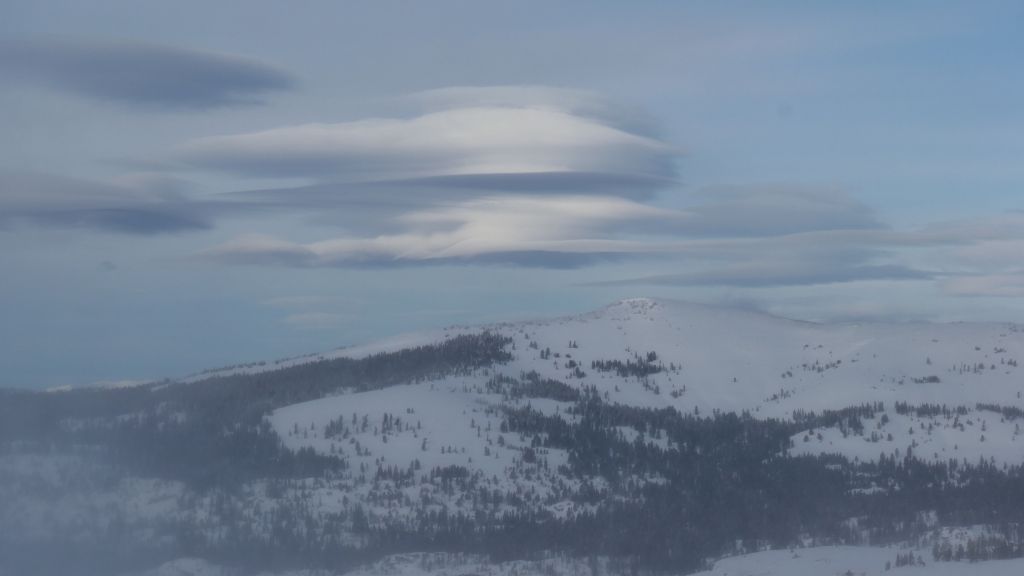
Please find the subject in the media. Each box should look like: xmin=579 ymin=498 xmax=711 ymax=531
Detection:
xmin=211 ymin=297 xmax=1024 ymax=414
xmin=265 ymin=297 xmax=1024 ymax=467
xmin=5 ymin=298 xmax=1024 ymax=576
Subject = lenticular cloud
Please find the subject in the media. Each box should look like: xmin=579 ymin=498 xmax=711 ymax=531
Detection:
xmin=180 ymin=87 xmax=678 ymax=189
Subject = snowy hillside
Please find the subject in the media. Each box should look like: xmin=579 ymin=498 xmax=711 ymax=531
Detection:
xmin=127 ymin=546 xmax=1024 ymax=576
xmin=267 ymin=298 xmax=1024 ymax=466
xmin=693 ymin=545 xmax=1024 ymax=576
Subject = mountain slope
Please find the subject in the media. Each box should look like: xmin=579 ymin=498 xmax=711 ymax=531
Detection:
xmin=268 ymin=298 xmax=1024 ymax=467
xmin=6 ymin=298 xmax=1024 ymax=576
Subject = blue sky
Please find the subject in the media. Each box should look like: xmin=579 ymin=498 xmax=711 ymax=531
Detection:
xmin=3 ymin=1 xmax=1024 ymax=388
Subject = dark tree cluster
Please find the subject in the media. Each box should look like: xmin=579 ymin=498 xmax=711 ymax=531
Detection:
xmin=591 ymin=351 xmax=665 ymax=379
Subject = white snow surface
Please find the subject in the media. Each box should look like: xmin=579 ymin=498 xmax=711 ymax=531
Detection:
xmin=124 ymin=553 xmax=615 ymax=576
xmin=126 ymin=547 xmax=1024 ymax=576
xmin=269 ymin=376 xmax=582 ymax=524
xmin=694 ymin=545 xmax=1024 ymax=576
xmin=126 ymin=557 xmax=330 ymax=576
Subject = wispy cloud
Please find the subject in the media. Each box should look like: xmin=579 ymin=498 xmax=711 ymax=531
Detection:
xmin=936 ymin=228 xmax=1024 ymax=297
xmin=592 ymin=263 xmax=932 ymax=288
xmin=942 ymin=274 xmax=1024 ymax=298
xmin=283 ymin=312 xmax=351 ymax=329
xmin=680 ymin=186 xmax=884 ymax=236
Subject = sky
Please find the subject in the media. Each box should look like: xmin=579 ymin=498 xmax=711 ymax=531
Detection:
xmin=2 ymin=1 xmax=1024 ymax=389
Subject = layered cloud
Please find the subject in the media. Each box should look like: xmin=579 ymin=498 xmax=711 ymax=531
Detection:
xmin=681 ymin=186 xmax=884 ymax=236
xmin=405 ymin=86 xmax=661 ymax=138
xmin=590 ymin=244 xmax=931 ymax=288
xmin=8 ymin=79 xmax=1020 ymax=293
xmin=181 ymin=87 xmax=677 ymax=191
xmin=0 ymin=172 xmax=212 ymax=234
xmin=203 ymin=195 xmax=686 ymax=268
xmin=936 ymin=221 xmax=1024 ymax=297
xmin=943 ymin=274 xmax=1024 ymax=297
xmin=589 ymin=211 xmax=1024 ymax=290
xmin=199 ymin=183 xmax=949 ymax=288
xmin=0 ymin=40 xmax=293 ymax=109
